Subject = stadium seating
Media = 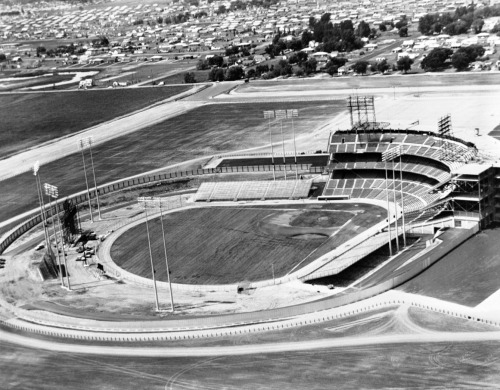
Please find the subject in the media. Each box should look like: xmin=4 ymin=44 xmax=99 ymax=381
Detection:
xmin=194 ymin=180 xmax=313 ymax=202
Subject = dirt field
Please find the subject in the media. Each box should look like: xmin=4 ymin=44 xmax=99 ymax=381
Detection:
xmin=2 ymin=305 xmax=500 ymax=389
xmin=0 ymin=100 xmax=342 ymax=224
xmin=399 ymin=227 xmax=500 ymax=307
xmin=110 ymin=202 xmax=384 ymax=284
xmin=0 ymin=86 xmax=189 ymax=159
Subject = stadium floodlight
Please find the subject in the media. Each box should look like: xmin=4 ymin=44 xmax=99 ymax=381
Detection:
xmin=384 ymin=163 xmax=393 ymax=257
xmin=397 ymin=146 xmax=407 ymax=248
xmin=44 ymin=183 xmax=67 ymax=289
xmin=146 ymin=196 xmax=175 ymax=313
xmin=80 ymin=136 xmax=102 ymax=219
xmin=383 ymin=146 xmax=402 ymax=252
xmin=263 ymin=111 xmax=276 ymax=180
xmin=78 ymin=138 xmax=94 ymax=223
xmin=286 ymin=109 xmax=299 ymax=180
xmin=32 ymin=161 xmax=50 ymax=247
xmin=138 ymin=197 xmax=160 ymax=312
xmin=275 ymin=110 xmax=288 ymax=180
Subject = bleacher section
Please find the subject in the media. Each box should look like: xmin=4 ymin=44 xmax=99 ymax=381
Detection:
xmin=194 ymin=180 xmax=312 ymax=202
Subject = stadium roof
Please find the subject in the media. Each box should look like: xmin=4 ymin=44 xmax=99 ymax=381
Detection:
xmin=454 ymin=163 xmax=491 ymax=176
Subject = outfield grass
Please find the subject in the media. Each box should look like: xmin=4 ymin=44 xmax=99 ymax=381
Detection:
xmin=0 ymin=86 xmax=190 ymax=159
xmin=110 ymin=203 xmax=384 ymax=285
xmin=0 ymin=100 xmax=344 ymax=224
xmin=398 ymin=227 xmax=500 ymax=307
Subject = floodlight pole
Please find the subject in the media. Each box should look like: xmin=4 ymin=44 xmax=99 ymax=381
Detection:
xmin=46 ymin=195 xmax=64 ymax=287
xmin=384 ymin=162 xmax=393 ymax=257
xmin=289 ymin=110 xmax=299 ymax=180
xmin=280 ymin=119 xmax=287 ymax=180
xmin=392 ymin=159 xmax=400 ymax=253
xmin=158 ymin=199 xmax=175 ymax=313
xmin=268 ymin=117 xmax=276 ymax=180
xmin=399 ymin=153 xmax=407 ymax=248
xmin=264 ymin=111 xmax=276 ymax=181
xmin=79 ymin=140 xmax=94 ymax=223
xmin=143 ymin=203 xmax=160 ymax=312
xmin=272 ymin=263 xmax=275 ymax=285
xmin=56 ymin=210 xmax=71 ymax=290
xmin=33 ymin=165 xmax=50 ymax=247
xmin=87 ymin=138 xmax=102 ymax=220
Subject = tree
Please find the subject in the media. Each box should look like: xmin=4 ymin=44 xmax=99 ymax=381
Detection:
xmin=61 ymin=200 xmax=78 ymax=244
xmin=0 ymin=53 xmax=6 ymax=62
xmin=36 ymin=46 xmax=46 ymax=57
xmin=375 ymin=59 xmax=390 ymax=73
xmin=302 ymin=57 xmax=317 ymax=74
xmin=225 ymin=66 xmax=244 ymax=80
xmin=471 ymin=18 xmax=484 ymax=34
xmin=184 ymin=72 xmax=197 ymax=83
xmin=246 ymin=68 xmax=256 ymax=79
xmin=379 ymin=23 xmax=387 ymax=32
xmin=217 ymin=5 xmax=226 ymax=14
xmin=325 ymin=62 xmax=338 ymax=76
xmin=451 ymin=52 xmax=470 ymax=71
xmin=421 ymin=48 xmax=453 ymax=71
xmin=209 ymin=67 xmax=225 ymax=81
xmin=356 ymin=20 xmax=371 ymax=37
xmin=352 ymin=60 xmax=369 ymax=75
xmin=398 ymin=26 xmax=408 ymax=37
xmin=207 ymin=55 xmax=224 ymax=67
xmin=397 ymin=56 xmax=413 ymax=73
xmin=196 ymin=59 xmax=208 ymax=70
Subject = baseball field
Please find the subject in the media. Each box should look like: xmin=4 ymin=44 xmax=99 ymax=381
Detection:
xmin=110 ymin=202 xmax=385 ymax=284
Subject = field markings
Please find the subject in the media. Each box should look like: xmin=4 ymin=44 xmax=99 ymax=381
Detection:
xmin=286 ymin=219 xmax=352 ymax=276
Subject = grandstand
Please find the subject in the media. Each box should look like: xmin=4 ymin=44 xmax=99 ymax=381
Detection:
xmin=321 ymin=129 xmax=478 ymax=214
xmin=194 ymin=180 xmax=312 ymax=202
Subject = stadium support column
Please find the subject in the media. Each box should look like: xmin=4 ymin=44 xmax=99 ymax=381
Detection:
xmin=78 ymin=139 xmax=94 ymax=223
xmin=280 ymin=119 xmax=287 ymax=180
xmin=139 ymin=197 xmax=160 ymax=312
xmin=384 ymin=163 xmax=393 ymax=257
xmin=263 ymin=111 xmax=276 ymax=180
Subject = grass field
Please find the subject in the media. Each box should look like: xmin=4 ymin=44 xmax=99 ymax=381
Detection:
xmin=0 ymin=86 xmax=189 ymax=159
xmin=110 ymin=203 xmax=384 ymax=284
xmin=0 ymin=100 xmax=344 ymax=224
xmin=399 ymin=227 xmax=500 ymax=307
xmin=108 ymin=61 xmax=196 ymax=85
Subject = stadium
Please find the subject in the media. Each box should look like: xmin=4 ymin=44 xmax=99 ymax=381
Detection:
xmin=0 ymin=94 xmax=497 ymax=341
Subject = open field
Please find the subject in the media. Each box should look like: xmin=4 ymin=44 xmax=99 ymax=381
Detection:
xmin=0 ymin=100 xmax=341 ymax=224
xmin=398 ymin=227 xmax=500 ymax=307
xmin=0 ymin=86 xmax=189 ymax=159
xmin=104 ymin=61 xmax=196 ymax=86
xmin=2 ymin=331 xmax=500 ymax=389
xmin=110 ymin=203 xmax=384 ymax=284
xmin=237 ymin=72 xmax=500 ymax=93
xmin=0 ymin=74 xmax=75 ymax=91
